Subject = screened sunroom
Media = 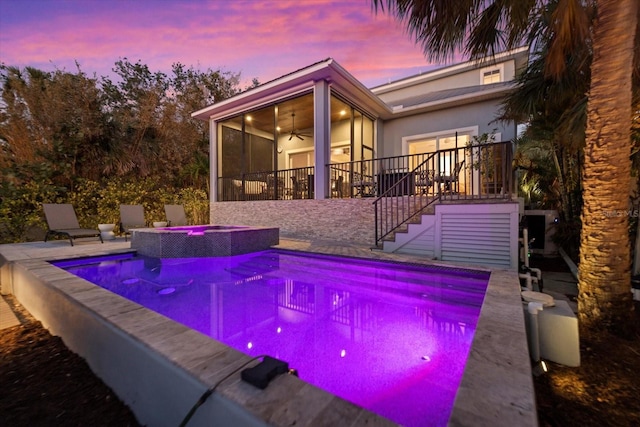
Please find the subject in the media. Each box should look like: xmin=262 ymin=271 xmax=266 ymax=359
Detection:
xmin=213 ymin=89 xmax=376 ymax=201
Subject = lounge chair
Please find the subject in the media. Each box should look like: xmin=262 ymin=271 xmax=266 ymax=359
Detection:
xmin=119 ymin=204 xmax=147 ymax=241
xmin=42 ymin=203 xmax=103 ymax=246
xmin=164 ymin=204 xmax=188 ymax=226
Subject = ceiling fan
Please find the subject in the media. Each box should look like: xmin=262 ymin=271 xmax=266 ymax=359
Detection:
xmin=288 ymin=113 xmax=312 ymax=141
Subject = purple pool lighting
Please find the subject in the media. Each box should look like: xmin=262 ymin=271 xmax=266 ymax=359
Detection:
xmin=54 ymin=250 xmax=489 ymax=426
xmin=158 ymin=225 xmax=243 ymax=235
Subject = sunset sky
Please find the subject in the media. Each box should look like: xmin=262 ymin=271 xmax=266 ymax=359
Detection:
xmin=0 ymin=0 xmax=455 ymax=88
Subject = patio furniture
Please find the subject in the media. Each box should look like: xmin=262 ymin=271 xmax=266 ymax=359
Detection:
xmin=377 ymin=170 xmax=415 ymax=196
xmin=266 ymin=175 xmax=284 ymax=199
xmin=438 ymin=161 xmax=465 ymax=193
xmin=98 ymin=223 xmax=116 ymax=241
xmin=291 ymin=176 xmax=307 ymax=199
xmin=331 ymin=175 xmax=344 ymax=198
xmin=42 ymin=203 xmax=103 ymax=246
xmin=351 ymin=172 xmax=375 ymax=197
xmin=415 ymin=170 xmax=435 ymax=194
xmin=164 ymin=204 xmax=188 ymax=226
xmin=119 ymin=204 xmax=147 ymax=241
xmin=230 ymin=178 xmax=268 ymax=200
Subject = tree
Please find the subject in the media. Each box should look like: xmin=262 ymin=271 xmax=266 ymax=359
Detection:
xmin=579 ymin=1 xmax=637 ymax=333
xmin=499 ymin=30 xmax=592 ymax=258
xmin=100 ymin=59 xmax=171 ymax=178
xmin=167 ymin=62 xmax=242 ymax=191
xmin=373 ymin=0 xmax=639 ymax=335
xmin=1 ymin=60 xmax=246 ymax=242
xmin=99 ymin=59 xmax=242 ymax=185
xmin=0 ymin=64 xmax=109 ymax=190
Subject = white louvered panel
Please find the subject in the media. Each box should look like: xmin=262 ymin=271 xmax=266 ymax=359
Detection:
xmin=440 ymin=212 xmax=513 ymax=267
xmin=442 ymin=229 xmax=511 ymax=240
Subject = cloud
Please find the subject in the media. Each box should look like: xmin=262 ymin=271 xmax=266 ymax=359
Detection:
xmin=0 ymin=0 xmax=435 ymax=87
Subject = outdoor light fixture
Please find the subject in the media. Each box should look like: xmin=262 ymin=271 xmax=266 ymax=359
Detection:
xmin=532 ymin=360 xmax=549 ymax=377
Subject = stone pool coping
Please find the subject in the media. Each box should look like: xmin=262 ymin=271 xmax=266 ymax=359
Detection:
xmin=0 ymin=238 xmax=536 ymax=427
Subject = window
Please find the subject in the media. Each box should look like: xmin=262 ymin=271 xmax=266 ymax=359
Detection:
xmin=330 ymin=94 xmax=375 ymax=163
xmin=216 ymin=92 xmax=314 ymax=178
xmin=288 ymin=150 xmax=313 ymax=169
xmin=407 ymin=134 xmax=471 ymax=174
xmin=481 ymin=66 xmax=502 ymax=84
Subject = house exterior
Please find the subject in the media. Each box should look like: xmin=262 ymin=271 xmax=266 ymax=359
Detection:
xmin=192 ymin=47 xmax=529 ymax=269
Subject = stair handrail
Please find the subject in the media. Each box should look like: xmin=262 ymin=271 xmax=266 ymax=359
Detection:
xmin=373 ymin=152 xmax=440 ymax=247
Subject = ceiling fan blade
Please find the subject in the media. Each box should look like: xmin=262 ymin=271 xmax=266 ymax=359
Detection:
xmin=289 ymin=134 xmax=294 ymax=141
xmin=296 ymin=134 xmax=304 ymax=140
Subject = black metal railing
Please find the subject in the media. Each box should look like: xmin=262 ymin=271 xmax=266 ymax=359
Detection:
xmin=217 ymin=166 xmax=315 ymax=201
xmin=328 ymin=152 xmax=441 ymax=199
xmin=373 ymin=141 xmax=513 ymax=246
xmin=373 ymin=152 xmax=439 ymax=247
xmin=215 ymin=141 xmax=513 ymax=248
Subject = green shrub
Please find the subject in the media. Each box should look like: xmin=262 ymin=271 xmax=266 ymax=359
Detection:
xmin=67 ymin=179 xmax=103 ymax=228
xmin=0 ymin=175 xmax=209 ymax=242
xmin=176 ymin=187 xmax=210 ymax=225
xmin=0 ymin=180 xmax=64 ymax=243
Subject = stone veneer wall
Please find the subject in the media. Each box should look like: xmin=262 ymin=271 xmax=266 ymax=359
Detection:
xmin=210 ymin=198 xmax=375 ymax=245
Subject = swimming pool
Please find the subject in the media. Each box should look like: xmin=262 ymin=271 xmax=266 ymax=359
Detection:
xmin=53 ymin=250 xmax=489 ymax=426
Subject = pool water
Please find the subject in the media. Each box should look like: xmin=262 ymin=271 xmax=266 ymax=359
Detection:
xmin=54 ymin=250 xmax=489 ymax=426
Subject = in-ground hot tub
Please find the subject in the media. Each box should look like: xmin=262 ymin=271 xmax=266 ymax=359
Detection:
xmin=130 ymin=225 xmax=279 ymax=258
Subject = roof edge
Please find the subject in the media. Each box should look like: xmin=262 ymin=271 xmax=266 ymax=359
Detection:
xmin=389 ymin=83 xmax=516 ymax=117
xmin=371 ymin=46 xmax=529 ymax=94
xmin=191 ymin=58 xmax=335 ymax=121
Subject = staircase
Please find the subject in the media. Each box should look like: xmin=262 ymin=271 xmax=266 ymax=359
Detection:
xmin=381 ymin=209 xmax=437 ymax=257
xmin=374 ymin=142 xmax=514 ymax=249
xmin=373 ymin=152 xmax=442 ymax=247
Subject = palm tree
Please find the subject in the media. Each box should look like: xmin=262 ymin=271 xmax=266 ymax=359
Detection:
xmin=373 ymin=0 xmax=638 ymax=335
xmin=579 ymin=0 xmax=636 ymax=334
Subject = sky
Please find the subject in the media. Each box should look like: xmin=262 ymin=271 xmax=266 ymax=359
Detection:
xmin=0 ymin=0 xmax=456 ymax=89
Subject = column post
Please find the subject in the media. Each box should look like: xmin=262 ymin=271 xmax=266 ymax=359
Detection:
xmin=313 ymin=80 xmax=330 ymax=199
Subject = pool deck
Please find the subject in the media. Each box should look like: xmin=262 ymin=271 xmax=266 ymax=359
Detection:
xmin=0 ymin=236 xmax=537 ymax=427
